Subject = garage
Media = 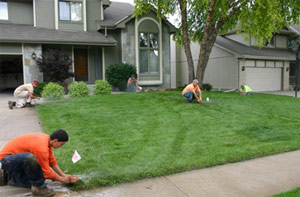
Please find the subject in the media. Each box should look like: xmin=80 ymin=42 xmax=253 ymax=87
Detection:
xmin=0 ymin=55 xmax=23 ymax=92
xmin=245 ymin=67 xmax=282 ymax=92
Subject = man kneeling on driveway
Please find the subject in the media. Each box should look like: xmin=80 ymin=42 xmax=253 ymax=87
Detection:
xmin=0 ymin=129 xmax=79 ymax=196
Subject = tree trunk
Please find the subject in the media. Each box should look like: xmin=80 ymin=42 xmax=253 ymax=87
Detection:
xmin=178 ymin=0 xmax=194 ymax=83
xmin=196 ymin=28 xmax=219 ymax=85
xmin=195 ymin=0 xmax=217 ymax=85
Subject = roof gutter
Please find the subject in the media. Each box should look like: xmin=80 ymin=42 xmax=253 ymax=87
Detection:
xmin=241 ymin=55 xmax=295 ymax=61
xmin=0 ymin=40 xmax=117 ymax=46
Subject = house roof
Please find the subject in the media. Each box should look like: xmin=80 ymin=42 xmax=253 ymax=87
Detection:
xmin=216 ymin=36 xmax=296 ymax=61
xmin=96 ymin=2 xmax=177 ymax=33
xmin=290 ymin=25 xmax=300 ymax=35
xmin=0 ymin=23 xmax=117 ymax=46
xmin=97 ymin=2 xmax=134 ymax=28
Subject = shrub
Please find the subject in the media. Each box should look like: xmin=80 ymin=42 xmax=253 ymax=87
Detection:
xmin=34 ymin=82 xmax=49 ymax=97
xmin=68 ymin=82 xmax=90 ymax=98
xmin=41 ymin=82 xmax=65 ymax=100
xmin=93 ymin=80 xmax=112 ymax=95
xmin=106 ymin=63 xmax=137 ymax=91
xmin=36 ymin=49 xmax=74 ymax=83
xmin=201 ymin=83 xmax=213 ymax=92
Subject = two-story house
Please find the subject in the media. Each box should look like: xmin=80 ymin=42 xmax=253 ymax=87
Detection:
xmin=0 ymin=0 xmax=176 ymax=91
xmin=171 ymin=26 xmax=299 ymax=91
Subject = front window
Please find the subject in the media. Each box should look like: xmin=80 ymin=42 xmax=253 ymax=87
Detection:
xmin=139 ymin=32 xmax=159 ymax=74
xmin=59 ymin=1 xmax=82 ymax=22
xmin=0 ymin=1 xmax=8 ymax=20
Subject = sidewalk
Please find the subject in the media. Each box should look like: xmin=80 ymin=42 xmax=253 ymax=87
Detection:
xmin=1 ymin=92 xmax=300 ymax=196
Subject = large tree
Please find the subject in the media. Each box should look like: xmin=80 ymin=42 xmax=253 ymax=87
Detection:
xmin=134 ymin=0 xmax=300 ymax=84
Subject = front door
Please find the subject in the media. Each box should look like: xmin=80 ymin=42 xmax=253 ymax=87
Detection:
xmin=74 ymin=48 xmax=88 ymax=81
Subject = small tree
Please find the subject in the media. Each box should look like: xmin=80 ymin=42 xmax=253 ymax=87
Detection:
xmin=36 ymin=49 xmax=74 ymax=83
xmin=106 ymin=63 xmax=137 ymax=91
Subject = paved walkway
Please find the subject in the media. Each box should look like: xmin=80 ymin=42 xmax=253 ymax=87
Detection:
xmin=0 ymin=91 xmax=299 ymax=196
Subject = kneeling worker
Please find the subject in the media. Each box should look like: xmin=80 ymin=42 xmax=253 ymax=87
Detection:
xmin=0 ymin=129 xmax=79 ymax=196
xmin=240 ymin=85 xmax=253 ymax=96
xmin=182 ymin=79 xmax=202 ymax=103
xmin=8 ymin=81 xmax=40 ymax=110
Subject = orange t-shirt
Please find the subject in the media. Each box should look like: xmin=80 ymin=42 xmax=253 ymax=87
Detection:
xmin=0 ymin=133 xmax=58 ymax=179
xmin=182 ymin=83 xmax=201 ymax=95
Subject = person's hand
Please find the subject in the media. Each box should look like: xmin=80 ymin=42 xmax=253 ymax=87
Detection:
xmin=197 ymin=99 xmax=201 ymax=103
xmin=69 ymin=175 xmax=79 ymax=183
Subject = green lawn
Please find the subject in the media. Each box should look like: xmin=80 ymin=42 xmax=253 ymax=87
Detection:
xmin=273 ymin=187 xmax=300 ymax=197
xmin=36 ymin=91 xmax=300 ymax=190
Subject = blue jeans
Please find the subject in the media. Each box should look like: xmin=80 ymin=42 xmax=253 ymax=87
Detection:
xmin=127 ymin=84 xmax=137 ymax=92
xmin=0 ymin=152 xmax=45 ymax=188
xmin=183 ymin=91 xmax=199 ymax=103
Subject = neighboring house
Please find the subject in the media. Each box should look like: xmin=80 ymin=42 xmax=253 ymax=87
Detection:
xmin=171 ymin=26 xmax=300 ymax=92
xmin=0 ymin=0 xmax=176 ymax=91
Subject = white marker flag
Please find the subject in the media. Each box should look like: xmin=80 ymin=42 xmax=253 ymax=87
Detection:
xmin=72 ymin=150 xmax=81 ymax=163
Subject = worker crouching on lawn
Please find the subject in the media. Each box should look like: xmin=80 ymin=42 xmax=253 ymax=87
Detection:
xmin=8 ymin=81 xmax=40 ymax=110
xmin=0 ymin=129 xmax=79 ymax=197
xmin=182 ymin=79 xmax=202 ymax=103
xmin=240 ymin=85 xmax=253 ymax=96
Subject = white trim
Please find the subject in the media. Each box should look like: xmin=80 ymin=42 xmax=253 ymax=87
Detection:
xmin=83 ymin=0 xmax=87 ymax=31
xmin=102 ymin=47 xmax=105 ymax=80
xmin=72 ymin=46 xmax=75 ymax=82
xmin=22 ymin=43 xmax=26 ymax=84
xmin=0 ymin=52 xmax=22 ymax=55
xmin=139 ymin=80 xmax=163 ymax=85
xmin=33 ymin=0 xmax=36 ymax=27
xmin=54 ymin=0 xmax=58 ymax=30
xmin=100 ymin=1 xmax=104 ymax=20
xmin=135 ymin=17 xmax=163 ymax=84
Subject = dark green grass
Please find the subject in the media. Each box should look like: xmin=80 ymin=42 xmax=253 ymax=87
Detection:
xmin=36 ymin=91 xmax=300 ymax=190
xmin=273 ymin=187 xmax=300 ymax=197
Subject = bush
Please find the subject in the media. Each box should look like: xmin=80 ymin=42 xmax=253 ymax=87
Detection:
xmin=36 ymin=49 xmax=74 ymax=83
xmin=68 ymin=82 xmax=90 ymax=98
xmin=93 ymin=80 xmax=112 ymax=95
xmin=106 ymin=63 xmax=137 ymax=91
xmin=201 ymin=83 xmax=213 ymax=92
xmin=34 ymin=82 xmax=49 ymax=97
xmin=41 ymin=82 xmax=65 ymax=100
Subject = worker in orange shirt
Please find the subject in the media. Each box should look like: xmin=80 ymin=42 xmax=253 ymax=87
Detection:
xmin=0 ymin=129 xmax=79 ymax=197
xmin=182 ymin=79 xmax=202 ymax=103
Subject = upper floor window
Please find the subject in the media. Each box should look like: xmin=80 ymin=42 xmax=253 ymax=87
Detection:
xmin=59 ymin=1 xmax=82 ymax=22
xmin=265 ymin=36 xmax=275 ymax=47
xmin=0 ymin=1 xmax=8 ymax=20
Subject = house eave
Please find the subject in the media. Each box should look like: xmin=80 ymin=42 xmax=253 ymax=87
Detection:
xmin=0 ymin=39 xmax=117 ymax=46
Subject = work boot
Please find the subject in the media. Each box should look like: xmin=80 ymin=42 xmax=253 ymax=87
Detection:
xmin=8 ymin=101 xmax=15 ymax=110
xmin=31 ymin=185 xmax=55 ymax=197
xmin=0 ymin=169 xmax=8 ymax=186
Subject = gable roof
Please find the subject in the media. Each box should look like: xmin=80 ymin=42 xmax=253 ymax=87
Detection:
xmin=97 ymin=2 xmax=134 ymax=28
xmin=97 ymin=2 xmax=177 ymax=33
xmin=216 ymin=36 xmax=296 ymax=61
xmin=0 ymin=23 xmax=117 ymax=46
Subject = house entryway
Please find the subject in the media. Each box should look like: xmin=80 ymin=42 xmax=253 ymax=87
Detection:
xmin=74 ymin=48 xmax=88 ymax=81
xmin=0 ymin=55 xmax=23 ymax=92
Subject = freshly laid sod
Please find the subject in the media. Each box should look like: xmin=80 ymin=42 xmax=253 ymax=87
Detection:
xmin=36 ymin=91 xmax=300 ymax=190
xmin=273 ymin=187 xmax=300 ymax=197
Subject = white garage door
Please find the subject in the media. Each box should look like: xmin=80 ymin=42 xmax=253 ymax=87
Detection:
xmin=245 ymin=67 xmax=282 ymax=92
